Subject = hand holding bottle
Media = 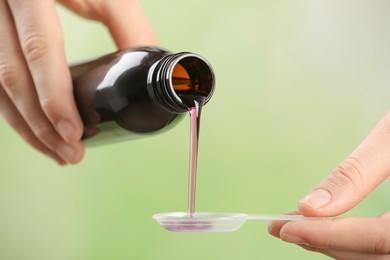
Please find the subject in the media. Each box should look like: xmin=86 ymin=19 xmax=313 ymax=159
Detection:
xmin=0 ymin=0 xmax=158 ymax=165
xmin=268 ymin=112 xmax=390 ymax=259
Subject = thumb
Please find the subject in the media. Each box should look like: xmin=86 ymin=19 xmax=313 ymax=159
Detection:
xmin=299 ymin=111 xmax=390 ymax=217
xmin=102 ymin=0 xmax=159 ymax=49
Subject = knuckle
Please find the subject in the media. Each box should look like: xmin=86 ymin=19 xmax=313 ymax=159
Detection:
xmin=39 ymin=95 xmax=58 ymax=116
xmin=375 ymin=215 xmax=390 ymax=254
xmin=306 ymin=220 xmax=337 ymax=249
xmin=328 ymin=157 xmax=364 ymax=190
xmin=33 ymin=122 xmax=54 ymax=142
xmin=375 ymin=237 xmax=390 ymax=254
xmin=0 ymin=63 xmax=18 ymax=91
xmin=31 ymin=119 xmax=62 ymax=150
xmin=22 ymin=35 xmax=49 ymax=63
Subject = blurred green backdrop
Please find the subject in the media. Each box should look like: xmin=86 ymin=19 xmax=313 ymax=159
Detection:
xmin=1 ymin=0 xmax=390 ymax=259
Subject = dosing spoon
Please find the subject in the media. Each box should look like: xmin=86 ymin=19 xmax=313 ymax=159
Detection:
xmin=153 ymin=212 xmax=321 ymax=232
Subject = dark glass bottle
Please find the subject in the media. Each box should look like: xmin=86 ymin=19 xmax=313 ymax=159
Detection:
xmin=70 ymin=46 xmax=215 ymax=146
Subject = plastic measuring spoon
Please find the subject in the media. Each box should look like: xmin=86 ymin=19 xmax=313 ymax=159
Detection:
xmin=153 ymin=212 xmax=321 ymax=232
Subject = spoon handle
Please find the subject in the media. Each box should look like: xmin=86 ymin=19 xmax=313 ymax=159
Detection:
xmin=246 ymin=214 xmax=321 ymax=221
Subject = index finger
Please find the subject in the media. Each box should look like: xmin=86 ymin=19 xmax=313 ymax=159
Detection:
xmin=7 ymin=0 xmax=83 ymax=143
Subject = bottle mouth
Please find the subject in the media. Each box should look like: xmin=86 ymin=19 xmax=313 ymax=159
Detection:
xmin=153 ymin=52 xmax=215 ymax=112
xmin=167 ymin=53 xmax=215 ymax=106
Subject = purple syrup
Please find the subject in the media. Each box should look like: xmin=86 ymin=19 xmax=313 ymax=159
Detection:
xmin=188 ymin=101 xmax=202 ymax=216
xmin=172 ymin=62 xmax=211 ymax=217
xmin=177 ymin=94 xmax=206 ymax=216
xmin=163 ymin=218 xmax=212 ymax=232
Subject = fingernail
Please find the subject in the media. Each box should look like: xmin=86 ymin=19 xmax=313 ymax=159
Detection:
xmin=268 ymin=224 xmax=280 ymax=238
xmin=281 ymin=233 xmax=306 ymax=244
xmin=57 ymin=144 xmax=81 ymax=164
xmin=299 ymin=188 xmax=332 ymax=209
xmin=267 ymin=224 xmax=275 ymax=234
xmin=57 ymin=120 xmax=77 ymax=143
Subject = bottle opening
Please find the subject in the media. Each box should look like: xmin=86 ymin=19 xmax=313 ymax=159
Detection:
xmin=151 ymin=52 xmax=215 ymax=112
xmin=170 ymin=56 xmax=215 ymax=107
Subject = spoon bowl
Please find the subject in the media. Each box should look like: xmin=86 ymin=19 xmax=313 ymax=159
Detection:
xmin=153 ymin=212 xmax=316 ymax=232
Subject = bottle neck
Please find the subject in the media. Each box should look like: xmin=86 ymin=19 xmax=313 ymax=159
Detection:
xmin=149 ymin=52 xmax=215 ymax=113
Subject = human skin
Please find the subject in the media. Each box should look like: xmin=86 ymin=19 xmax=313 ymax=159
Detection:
xmin=0 ymin=0 xmax=159 ymax=165
xmin=268 ymin=111 xmax=390 ymax=259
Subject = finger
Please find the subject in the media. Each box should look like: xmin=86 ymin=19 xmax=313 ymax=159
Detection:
xmin=103 ymin=0 xmax=159 ymax=48
xmin=279 ymin=212 xmax=390 ymax=254
xmin=268 ymin=219 xmax=288 ymax=238
xmin=298 ymin=111 xmax=390 ymax=217
xmin=0 ymin=87 xmax=83 ymax=164
xmin=0 ymin=0 xmax=83 ymax=164
xmin=300 ymin=244 xmax=390 ymax=260
xmin=7 ymin=0 xmax=84 ymax=145
xmin=59 ymin=0 xmax=159 ymax=48
xmin=268 ymin=211 xmax=300 ymax=238
xmin=0 ymin=87 xmax=66 ymax=165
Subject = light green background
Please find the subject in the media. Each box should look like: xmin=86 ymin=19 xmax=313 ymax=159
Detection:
xmin=1 ymin=1 xmax=390 ymax=259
